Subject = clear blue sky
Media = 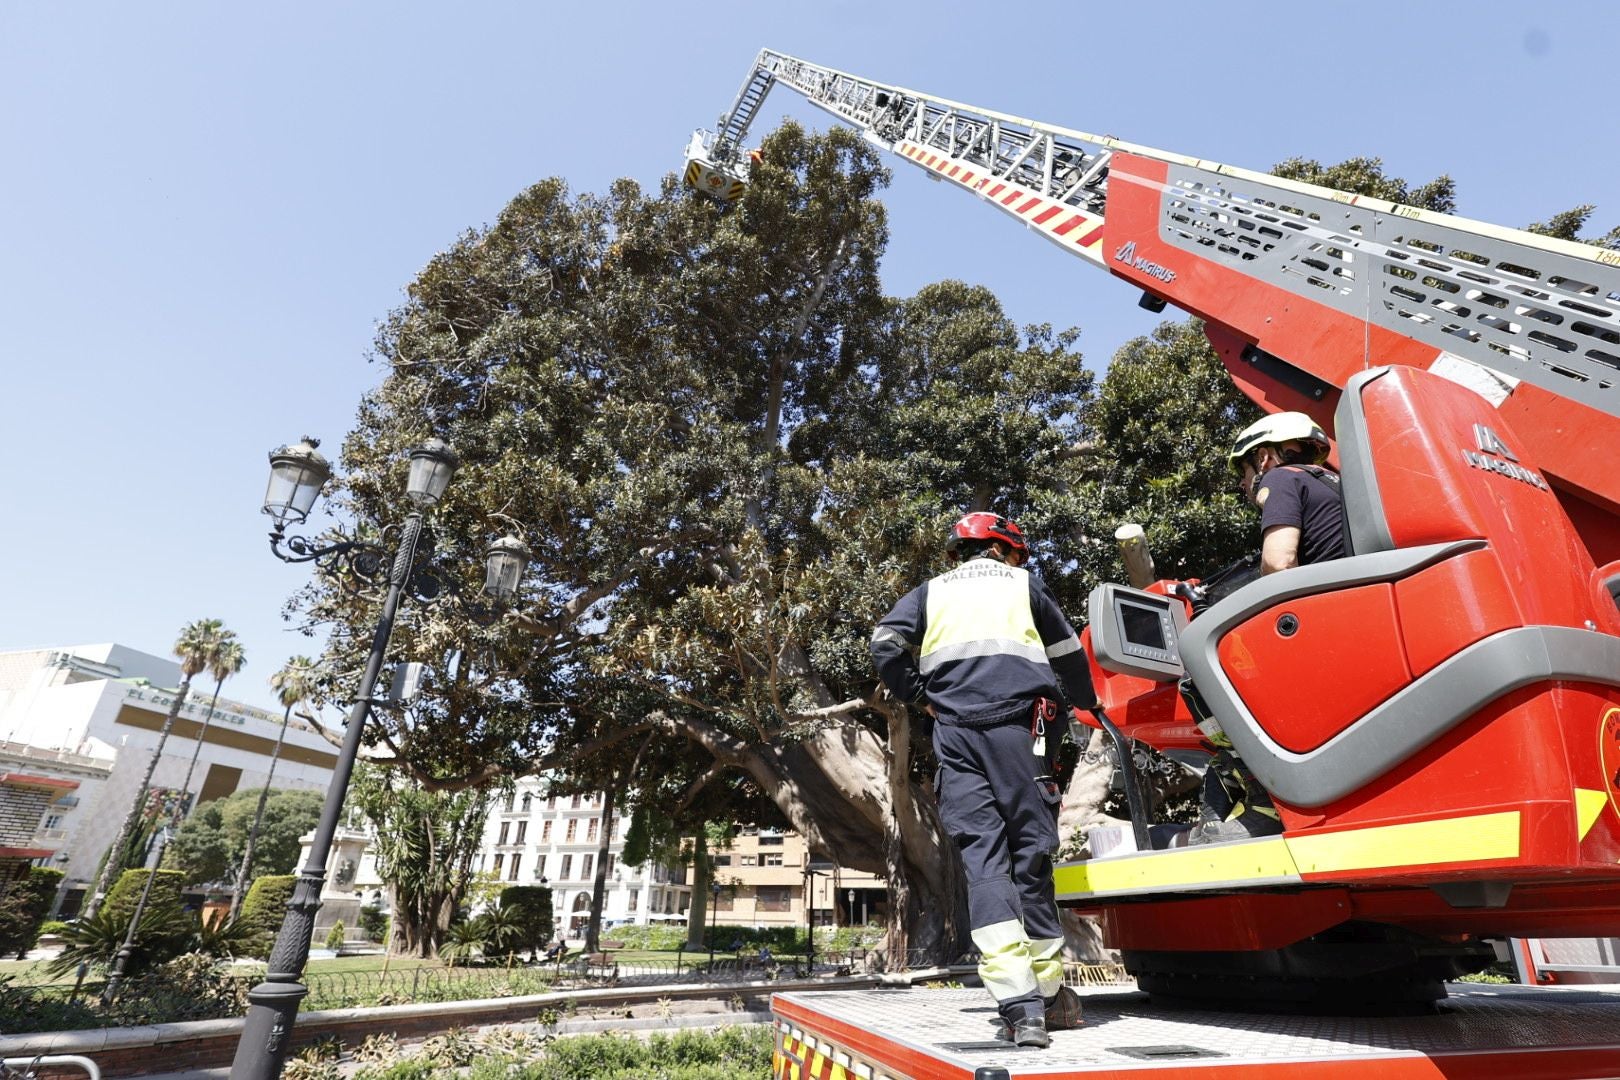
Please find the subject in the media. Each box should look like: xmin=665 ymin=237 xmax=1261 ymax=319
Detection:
xmin=1 ymin=1 xmax=1614 ymax=711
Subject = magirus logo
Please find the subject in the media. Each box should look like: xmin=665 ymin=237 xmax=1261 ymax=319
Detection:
xmin=1463 ymin=423 xmax=1548 ymax=490
xmin=1113 ymin=241 xmax=1177 ymax=284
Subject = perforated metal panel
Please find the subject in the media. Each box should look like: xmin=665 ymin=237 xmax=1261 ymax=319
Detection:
xmin=1158 ymin=164 xmax=1620 ymax=419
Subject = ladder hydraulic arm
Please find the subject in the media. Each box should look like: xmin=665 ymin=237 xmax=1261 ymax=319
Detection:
xmin=687 ymin=50 xmax=1620 ymax=560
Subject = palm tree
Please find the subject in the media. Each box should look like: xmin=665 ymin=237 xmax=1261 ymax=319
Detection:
xmin=84 ymin=619 xmax=228 ymax=918
xmin=228 ymin=656 xmax=319 ymax=921
xmin=172 ymin=633 xmax=245 ymax=831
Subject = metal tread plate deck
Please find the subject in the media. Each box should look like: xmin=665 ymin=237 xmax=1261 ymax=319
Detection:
xmin=773 ymin=985 xmax=1620 ymax=1078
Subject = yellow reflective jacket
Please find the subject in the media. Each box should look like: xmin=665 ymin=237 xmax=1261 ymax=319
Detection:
xmin=870 ymin=557 xmax=1094 ymax=726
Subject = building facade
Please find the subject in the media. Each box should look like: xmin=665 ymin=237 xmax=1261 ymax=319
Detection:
xmin=711 ymin=827 xmax=888 ymax=931
xmin=0 ymin=645 xmax=338 ymax=912
xmin=475 ymin=778 xmax=692 ymax=938
xmin=471 ymin=780 xmax=890 ymax=939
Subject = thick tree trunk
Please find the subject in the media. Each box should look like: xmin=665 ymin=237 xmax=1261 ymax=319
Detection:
xmin=684 ymin=830 xmax=710 ymax=951
xmin=669 ymin=711 xmax=966 ymax=964
xmin=584 ymin=783 xmax=615 ymax=952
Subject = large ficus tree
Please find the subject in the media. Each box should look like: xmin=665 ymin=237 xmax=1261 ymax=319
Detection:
xmin=307 ymin=122 xmax=1094 ymax=958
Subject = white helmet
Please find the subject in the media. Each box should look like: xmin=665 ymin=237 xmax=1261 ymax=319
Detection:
xmin=1228 ymin=412 xmax=1330 ymax=471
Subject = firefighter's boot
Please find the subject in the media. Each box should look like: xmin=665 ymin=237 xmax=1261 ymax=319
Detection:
xmin=1044 ymin=985 xmax=1085 ymax=1030
xmin=997 ymin=1016 xmax=1051 ymax=1048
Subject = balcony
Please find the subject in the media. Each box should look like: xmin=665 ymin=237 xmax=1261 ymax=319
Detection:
xmin=33 ymin=828 xmax=69 ymax=842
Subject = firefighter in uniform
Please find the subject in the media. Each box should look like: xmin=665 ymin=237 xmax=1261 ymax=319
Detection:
xmin=1190 ymin=412 xmax=1348 ymax=845
xmin=1231 ymin=411 xmax=1347 ymax=574
xmin=870 ymin=512 xmax=1095 ymax=1048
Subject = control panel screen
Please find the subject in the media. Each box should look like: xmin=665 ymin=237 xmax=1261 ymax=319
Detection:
xmin=1119 ymin=601 xmax=1168 ymax=651
xmin=1086 ymin=582 xmax=1188 ymax=683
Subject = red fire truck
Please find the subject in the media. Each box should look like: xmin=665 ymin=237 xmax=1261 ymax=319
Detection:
xmin=690 ymin=50 xmax=1620 ymax=1078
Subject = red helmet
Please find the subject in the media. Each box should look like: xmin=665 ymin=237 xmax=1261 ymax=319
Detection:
xmin=946 ymin=512 xmax=1028 ymax=559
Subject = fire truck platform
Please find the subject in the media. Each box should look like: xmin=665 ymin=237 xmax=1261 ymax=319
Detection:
xmin=771 ymin=983 xmax=1620 ymax=1079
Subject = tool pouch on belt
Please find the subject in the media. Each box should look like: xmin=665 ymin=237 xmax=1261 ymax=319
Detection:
xmin=1032 ymin=698 xmax=1063 ymax=825
xmin=1031 ymin=698 xmax=1061 ymax=772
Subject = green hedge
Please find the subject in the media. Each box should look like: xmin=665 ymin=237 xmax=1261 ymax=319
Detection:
xmin=239 ymin=875 xmax=296 ymax=958
xmin=352 ymin=1026 xmax=773 ymax=1080
xmin=0 ymin=866 xmax=64 ymax=957
xmin=600 ymin=923 xmax=687 ymax=951
xmin=706 ymin=925 xmax=806 ymax=953
xmin=103 ymin=869 xmax=187 ymax=927
xmin=498 ymin=886 xmax=553 ymax=956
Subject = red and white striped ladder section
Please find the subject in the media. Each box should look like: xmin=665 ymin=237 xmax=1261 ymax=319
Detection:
xmin=896 ymin=140 xmax=1108 ymax=267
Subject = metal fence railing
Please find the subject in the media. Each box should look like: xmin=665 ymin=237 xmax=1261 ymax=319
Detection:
xmin=0 ymin=950 xmax=1131 ymax=1036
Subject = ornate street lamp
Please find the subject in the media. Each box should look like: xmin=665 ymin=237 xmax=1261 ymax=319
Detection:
xmin=262 ymin=437 xmax=332 ymax=529
xmin=231 ymin=437 xmax=526 ymax=1080
xmin=404 ymin=438 xmax=459 ymax=506
xmin=484 ymin=536 xmax=533 ymax=602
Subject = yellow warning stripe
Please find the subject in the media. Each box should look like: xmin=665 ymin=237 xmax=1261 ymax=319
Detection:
xmin=775 ymin=1024 xmax=862 ymax=1080
xmin=1287 ymin=811 xmax=1519 ymax=874
xmin=1577 ymin=787 xmax=1607 ymax=841
xmin=1054 ymin=834 xmax=1300 ymax=898
xmin=1055 ymin=810 xmax=1523 ymax=900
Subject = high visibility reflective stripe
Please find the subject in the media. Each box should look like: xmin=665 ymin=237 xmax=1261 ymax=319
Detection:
xmin=870 ymin=626 xmax=911 ymax=647
xmin=1045 ymin=636 xmax=1081 ymax=658
xmin=919 ymin=637 xmax=1048 ymax=674
xmin=1054 ymin=810 xmax=1525 ymax=901
xmin=1029 ymin=936 xmax=1065 ymax=997
xmin=971 ymin=918 xmax=1037 ymax=1001
xmin=920 ymin=562 xmax=1043 ymax=672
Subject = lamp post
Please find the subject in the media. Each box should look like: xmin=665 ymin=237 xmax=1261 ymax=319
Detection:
xmin=707 ymin=879 xmax=722 ymax=969
xmin=230 ymin=436 xmax=528 ymax=1080
xmin=802 ymin=857 xmax=835 ymax=976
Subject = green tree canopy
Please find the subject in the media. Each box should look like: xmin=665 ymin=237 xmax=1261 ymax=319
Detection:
xmin=164 ymin=788 xmax=322 ymax=885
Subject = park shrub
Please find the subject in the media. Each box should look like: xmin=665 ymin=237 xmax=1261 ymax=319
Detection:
xmin=359 ymin=903 xmax=389 ymax=943
xmin=353 ymin=1061 xmax=437 ymax=1080
xmin=708 ymin=924 xmax=805 ymax=954
xmin=103 ymin=869 xmax=187 ymax=931
xmin=350 ymin=1026 xmax=772 ymax=1079
xmin=603 ymin=923 xmax=686 ymax=951
xmin=325 ymin=920 xmax=346 ymax=950
xmin=498 ymin=886 xmax=553 ymax=956
xmin=513 ymin=1026 xmax=773 ymax=1079
xmin=818 ymin=922 xmax=885 ymax=955
xmin=38 ymin=919 xmax=71 ymax=937
xmin=239 ymin=874 xmax=296 ymax=957
xmin=106 ymin=952 xmax=250 ymax=1025
xmin=0 ymin=866 xmax=64 ymax=957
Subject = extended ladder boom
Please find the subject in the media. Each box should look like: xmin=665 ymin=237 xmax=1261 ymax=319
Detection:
xmin=688 ymin=50 xmax=1620 ymax=557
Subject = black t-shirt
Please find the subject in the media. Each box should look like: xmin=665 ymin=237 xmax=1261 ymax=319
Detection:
xmin=1258 ymin=465 xmax=1346 ymax=566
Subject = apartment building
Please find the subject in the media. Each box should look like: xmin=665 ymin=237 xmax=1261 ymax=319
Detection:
xmin=710 ymin=826 xmax=888 ymax=930
xmin=475 ymin=778 xmax=691 ymax=937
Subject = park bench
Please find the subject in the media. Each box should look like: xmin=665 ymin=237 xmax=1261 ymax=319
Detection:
xmin=566 ymin=951 xmax=619 ymax=982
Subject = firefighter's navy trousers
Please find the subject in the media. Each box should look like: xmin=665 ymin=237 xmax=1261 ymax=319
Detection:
xmin=934 ymin=715 xmax=1065 ymax=1024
